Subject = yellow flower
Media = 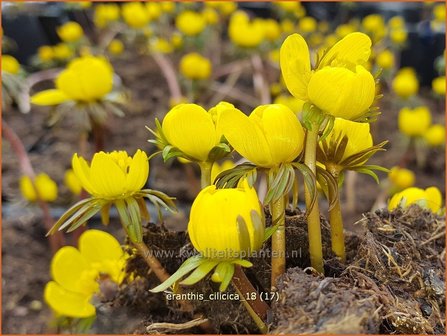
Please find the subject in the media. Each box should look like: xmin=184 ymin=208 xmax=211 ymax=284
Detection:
xmin=189 ymin=180 xmax=264 ymax=260
xmin=392 ymin=68 xmax=419 ymax=98
xmin=388 ymin=166 xmax=415 ymax=190
xmin=319 ymin=118 xmax=373 ymax=165
xmin=390 ymin=29 xmax=407 ymax=45
xmin=57 ymin=21 xmax=84 ymax=43
xmin=160 ymin=1 xmax=175 ymax=13
xmin=179 ymin=53 xmax=212 ymax=80
xmin=398 ymin=106 xmax=431 ymax=137
xmin=275 ymin=1 xmax=301 ymax=12
xmin=280 ymin=32 xmax=376 ymax=120
xmin=1 ymin=55 xmax=20 ymax=74
xmin=176 ymin=11 xmax=206 ymax=36
xmin=263 ymin=19 xmax=281 ymax=42
xmin=218 ymin=104 xmax=305 ymax=167
xmin=151 ymin=38 xmax=173 ymax=54
xmin=38 ymin=46 xmax=54 ymax=62
xmin=31 ymin=56 xmax=113 ymax=105
xmin=425 ymin=124 xmax=445 ymax=147
xmin=432 ymin=76 xmax=446 ymax=95
xmin=362 ymin=14 xmax=386 ymax=41
xmin=433 ymin=4 xmax=446 ymax=22
xmin=122 ymin=2 xmax=150 ymax=29
xmin=388 ymin=186 xmax=443 ymax=213
xmin=53 ymin=43 xmax=73 ymax=60
xmin=94 ymin=3 xmax=120 ymax=28
xmin=203 ymin=8 xmax=219 ymax=25
xmin=299 ymin=16 xmax=317 ymax=34
xmin=211 ymin=160 xmax=235 ymax=183
xmin=64 ymin=169 xmax=82 ymax=196
xmin=376 ymin=50 xmax=395 ymax=70
xmin=72 ymin=150 xmax=148 ymax=199
xmin=171 ymin=33 xmax=183 ymax=49
xmin=20 ymin=173 xmax=58 ymax=202
xmin=44 ymin=229 xmax=126 ymax=318
xmin=108 ymin=39 xmax=124 ymax=55
xmin=145 ymin=2 xmax=162 ymax=21
xmin=206 ymin=1 xmax=237 ymax=16
xmin=281 ymin=19 xmax=295 ymax=34
xmin=229 ymin=11 xmax=265 ymax=48
xmin=388 ymin=16 xmax=405 ymax=30
xmin=161 ymin=103 xmax=226 ymax=162
xmin=273 ymin=94 xmax=305 ymax=115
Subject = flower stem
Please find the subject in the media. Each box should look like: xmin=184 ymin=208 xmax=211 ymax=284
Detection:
xmin=2 ymin=119 xmax=65 ymax=254
xmin=326 ymin=165 xmax=346 ymax=262
xmin=232 ymin=266 xmax=269 ymax=334
xmin=304 ymin=123 xmax=324 ymax=274
xmin=270 ymin=193 xmax=286 ymax=290
xmin=199 ymin=162 xmax=212 ymax=189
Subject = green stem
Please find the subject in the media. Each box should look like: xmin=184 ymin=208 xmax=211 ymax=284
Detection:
xmin=326 ymin=165 xmax=346 ymax=262
xmin=270 ymin=192 xmax=286 ymax=290
xmin=199 ymin=162 xmax=213 ymax=189
xmin=304 ymin=123 xmax=324 ymax=274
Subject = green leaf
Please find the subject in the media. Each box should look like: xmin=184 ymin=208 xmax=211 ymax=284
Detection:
xmin=292 ymin=163 xmax=318 ymax=216
xmin=207 ymin=143 xmax=231 ymax=162
xmin=47 ymin=198 xmax=94 ymax=235
xmin=66 ymin=202 xmax=104 ymax=233
xmin=125 ymin=197 xmax=143 ymax=244
xmin=264 ymin=224 xmax=279 ymax=242
xmin=316 ymin=166 xmax=339 ymax=211
xmin=232 ymin=259 xmax=253 ymax=268
xmin=180 ymin=260 xmax=218 ymax=285
xmin=215 ymin=262 xmax=235 ymax=292
xmin=58 ymin=199 xmax=102 ymax=232
xmin=214 ymin=163 xmax=257 ymax=189
xmin=351 ymin=168 xmax=380 ymax=184
xmin=150 ymin=256 xmax=205 ymax=293
xmin=264 ymin=165 xmax=295 ymax=204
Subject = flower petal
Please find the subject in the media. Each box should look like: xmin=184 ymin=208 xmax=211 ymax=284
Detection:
xmin=72 ymin=154 xmax=97 ymax=195
xmin=318 ymin=32 xmax=372 ymax=68
xmin=31 ymin=89 xmax=69 ymax=106
xmin=218 ymin=108 xmax=273 ymax=166
xmin=126 ymin=150 xmax=149 ymax=192
xmin=280 ymin=33 xmax=312 ymax=101
xmin=51 ymin=246 xmax=90 ymax=293
xmin=425 ymin=187 xmax=442 ymax=213
xmin=90 ymin=152 xmax=127 ymax=197
xmin=44 ymin=281 xmax=95 ymax=318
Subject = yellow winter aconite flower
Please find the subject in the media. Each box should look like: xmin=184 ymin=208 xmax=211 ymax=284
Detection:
xmin=57 ymin=21 xmax=84 ymax=43
xmin=38 ymin=46 xmax=54 ymax=62
xmin=388 ymin=186 xmax=443 ymax=213
xmin=335 ymin=23 xmax=355 ymax=38
xmin=44 ymin=229 xmax=126 ymax=318
xmin=176 ymin=11 xmax=206 ymax=36
xmin=398 ymin=106 xmax=431 ymax=137
xmin=228 ymin=11 xmax=265 ymax=48
xmin=388 ymin=16 xmax=405 ymax=30
xmin=31 ymin=56 xmax=113 ymax=106
xmin=218 ymin=104 xmax=305 ymax=167
xmin=390 ymin=29 xmax=407 ymax=45
xmin=64 ymin=169 xmax=82 ymax=196
xmin=376 ymin=50 xmax=395 ymax=70
xmin=206 ymin=1 xmax=237 ymax=16
xmin=108 ymin=39 xmax=124 ymax=55
xmin=151 ymin=38 xmax=173 ymax=54
xmin=53 ymin=43 xmax=73 ymax=60
xmin=160 ymin=1 xmax=175 ymax=13
xmin=189 ymin=180 xmax=264 ymax=260
xmin=72 ymin=150 xmax=148 ymax=199
xmin=263 ymin=18 xmax=281 ymax=42
xmin=122 ymin=2 xmax=150 ymax=29
xmin=211 ymin=160 xmax=235 ymax=183
xmin=2 ymin=55 xmax=20 ymax=74
xmin=362 ymin=14 xmax=386 ymax=41
xmin=388 ymin=166 xmax=415 ymax=191
xmin=280 ymin=32 xmax=376 ymax=121
xmin=94 ymin=3 xmax=120 ymax=28
xmin=20 ymin=173 xmax=58 ymax=202
xmin=281 ymin=19 xmax=295 ymax=34
xmin=433 ymin=4 xmax=446 ymax=22
xmin=161 ymin=103 xmax=227 ymax=162
xmin=392 ymin=68 xmax=419 ymax=98
xmin=179 ymin=53 xmax=212 ymax=80
xmin=432 ymin=76 xmax=446 ymax=95
xmin=203 ymin=8 xmax=219 ymax=25
xmin=425 ymin=124 xmax=445 ymax=147
xmin=145 ymin=2 xmax=162 ymax=21
xmin=299 ymin=16 xmax=317 ymax=33
xmin=273 ymin=94 xmax=305 ymax=115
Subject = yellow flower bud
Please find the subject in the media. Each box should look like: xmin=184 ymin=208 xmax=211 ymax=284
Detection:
xmin=281 ymin=19 xmax=295 ymax=34
xmin=160 ymin=1 xmax=175 ymax=13
xmin=388 ymin=16 xmax=405 ymax=30
xmin=38 ymin=46 xmax=54 ymax=62
xmin=275 ymin=1 xmax=301 ymax=12
xmin=218 ymin=104 xmax=305 ymax=167
xmin=72 ymin=150 xmax=148 ymax=199
xmin=206 ymin=1 xmax=237 ymax=16
xmin=388 ymin=186 xmax=443 ymax=213
xmin=229 ymin=11 xmax=265 ymax=48
xmin=434 ymin=4 xmax=446 ymax=22
xmin=122 ymin=2 xmax=150 ymax=29
xmin=203 ymin=8 xmax=219 ymax=25
xmin=263 ymin=19 xmax=281 ymax=42
xmin=281 ymin=32 xmax=376 ymax=121
xmin=108 ymin=39 xmax=124 ymax=55
xmin=392 ymin=68 xmax=419 ymax=98
xmin=94 ymin=4 xmax=120 ymax=28
xmin=171 ymin=33 xmax=183 ymax=49
xmin=432 ymin=76 xmax=446 ymax=95
xmin=390 ymin=29 xmax=407 ymax=45
xmin=53 ymin=43 xmax=73 ymax=60
xmin=151 ymin=38 xmax=173 ymax=54
xmin=176 ymin=11 xmax=206 ymax=36
xmin=376 ymin=50 xmax=395 ymax=70
xmin=162 ymin=103 xmax=226 ymax=162
xmin=57 ymin=21 xmax=84 ymax=43
xmin=398 ymin=106 xmax=431 ymax=137
xmin=425 ymin=124 xmax=445 ymax=147
xmin=362 ymin=14 xmax=385 ymax=33
xmin=64 ymin=169 xmax=82 ymax=195
xmin=20 ymin=173 xmax=58 ymax=202
xmin=388 ymin=166 xmax=415 ymax=190
xmin=179 ymin=53 xmax=212 ymax=80
xmin=273 ymin=94 xmax=305 ymax=115
xmin=2 ymin=55 xmax=20 ymax=74
xmin=32 ymin=56 xmax=114 ymax=105
xmin=188 ymin=180 xmax=264 ymax=260
xmin=299 ymin=16 xmax=317 ymax=34
xmin=145 ymin=2 xmax=162 ymax=21
xmin=211 ymin=160 xmax=235 ymax=183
